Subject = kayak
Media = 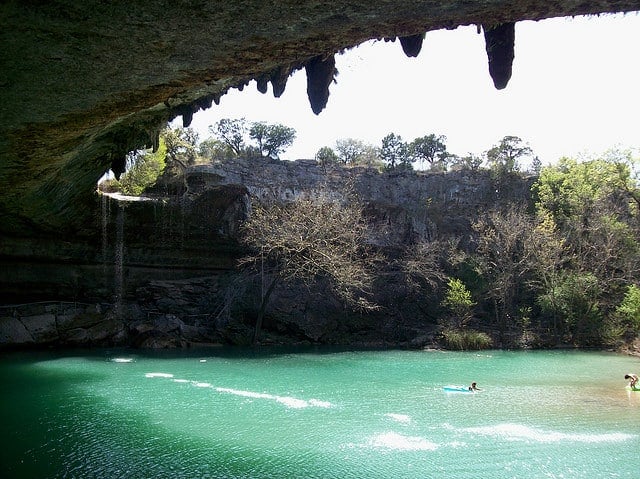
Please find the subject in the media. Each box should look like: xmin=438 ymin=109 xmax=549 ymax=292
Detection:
xmin=443 ymin=385 xmax=474 ymax=393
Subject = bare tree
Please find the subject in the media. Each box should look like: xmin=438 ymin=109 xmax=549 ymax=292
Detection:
xmin=238 ymin=195 xmax=380 ymax=343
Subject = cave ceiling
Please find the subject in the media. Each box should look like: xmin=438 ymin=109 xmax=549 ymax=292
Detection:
xmin=1 ymin=1 xmax=639 ymax=236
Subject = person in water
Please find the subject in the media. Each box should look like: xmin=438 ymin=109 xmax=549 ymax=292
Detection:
xmin=469 ymin=382 xmax=481 ymax=391
xmin=625 ymin=373 xmax=639 ymax=389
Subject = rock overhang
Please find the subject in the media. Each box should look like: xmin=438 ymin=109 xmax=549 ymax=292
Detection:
xmin=1 ymin=0 xmax=639 ymax=235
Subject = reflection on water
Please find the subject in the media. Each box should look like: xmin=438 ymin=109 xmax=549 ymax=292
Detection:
xmin=0 ymin=349 xmax=638 ymax=478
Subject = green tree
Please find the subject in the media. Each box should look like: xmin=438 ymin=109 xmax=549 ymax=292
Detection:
xmin=210 ymin=118 xmax=247 ymax=156
xmin=163 ymin=126 xmax=199 ymax=168
xmin=116 ymin=138 xmax=167 ymax=195
xmin=335 ymin=138 xmax=368 ymax=165
xmin=315 ymin=146 xmax=339 ymax=166
xmin=441 ymin=278 xmax=476 ymax=329
xmin=616 ymin=284 xmax=640 ymax=335
xmin=449 ymin=153 xmax=483 ymax=171
xmin=538 ymin=272 xmax=602 ymax=345
xmin=198 ymin=138 xmax=235 ymax=161
xmin=485 ymin=136 xmax=533 ymax=173
xmin=534 ymin=156 xmax=640 ymax=291
xmin=380 ymin=133 xmax=409 ymax=170
xmin=248 ymin=122 xmax=296 ymax=159
xmin=409 ymin=134 xmax=448 ymax=170
xmin=239 ymin=196 xmax=380 ymax=343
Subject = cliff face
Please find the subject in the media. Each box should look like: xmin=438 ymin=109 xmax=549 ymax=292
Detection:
xmin=1 ymin=1 xmax=638 ymax=238
xmin=0 ymin=160 xmax=534 ymax=349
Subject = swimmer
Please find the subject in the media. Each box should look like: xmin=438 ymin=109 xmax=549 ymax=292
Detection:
xmin=624 ymin=373 xmax=638 ymax=389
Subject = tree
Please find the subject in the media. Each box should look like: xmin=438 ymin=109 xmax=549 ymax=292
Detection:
xmin=533 ymin=156 xmax=640 ymax=290
xmin=198 ymin=138 xmax=235 ymax=161
xmin=380 ymin=133 xmax=409 ymax=170
xmin=616 ymin=284 xmax=640 ymax=335
xmin=472 ymin=206 xmax=539 ymax=341
xmin=409 ymin=134 xmax=447 ymax=170
xmin=335 ymin=138 xmax=368 ymax=165
xmin=210 ymin=118 xmax=247 ymax=156
xmin=163 ymin=126 xmax=199 ymax=168
xmin=449 ymin=153 xmax=483 ymax=171
xmin=248 ymin=122 xmax=296 ymax=159
xmin=485 ymin=135 xmax=533 ymax=173
xmin=315 ymin=146 xmax=339 ymax=166
xmin=238 ymin=195 xmax=380 ymax=343
xmin=441 ymin=278 xmax=476 ymax=329
xmin=116 ymin=138 xmax=167 ymax=195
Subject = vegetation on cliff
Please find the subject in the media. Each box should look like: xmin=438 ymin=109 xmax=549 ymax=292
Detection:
xmin=100 ymin=123 xmax=640 ymax=350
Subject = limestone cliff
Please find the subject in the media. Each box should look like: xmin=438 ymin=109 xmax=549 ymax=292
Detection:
xmin=0 ymin=160 xmax=533 ymax=348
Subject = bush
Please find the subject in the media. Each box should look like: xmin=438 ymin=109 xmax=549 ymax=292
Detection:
xmin=441 ymin=328 xmax=492 ymax=350
xmin=117 ymin=140 xmax=166 ymax=195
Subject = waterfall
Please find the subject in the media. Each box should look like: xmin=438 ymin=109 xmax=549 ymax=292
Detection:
xmin=114 ymin=203 xmax=125 ymax=318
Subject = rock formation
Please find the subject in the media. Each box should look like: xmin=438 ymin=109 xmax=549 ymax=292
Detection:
xmin=0 ymin=158 xmax=534 ymax=349
xmin=1 ymin=1 xmax=639 ymax=237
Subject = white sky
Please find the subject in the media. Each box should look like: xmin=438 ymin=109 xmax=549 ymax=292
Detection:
xmin=183 ymin=12 xmax=640 ymax=164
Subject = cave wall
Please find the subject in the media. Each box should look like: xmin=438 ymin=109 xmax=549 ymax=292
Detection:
xmin=1 ymin=1 xmax=639 ymax=237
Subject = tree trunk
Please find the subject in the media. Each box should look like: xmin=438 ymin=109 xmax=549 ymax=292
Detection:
xmin=253 ymin=275 xmax=279 ymax=344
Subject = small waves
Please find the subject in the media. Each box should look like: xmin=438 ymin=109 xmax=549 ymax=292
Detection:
xmin=384 ymin=413 xmax=411 ymax=424
xmin=145 ymin=372 xmax=333 ymax=410
xmin=461 ymin=423 xmax=636 ymax=444
xmin=369 ymin=432 xmax=438 ymax=451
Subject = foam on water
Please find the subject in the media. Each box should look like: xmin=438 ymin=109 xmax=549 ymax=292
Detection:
xmin=369 ymin=432 xmax=438 ymax=451
xmin=463 ymin=423 xmax=636 ymax=443
xmin=144 ymin=372 xmax=174 ymax=378
xmin=385 ymin=413 xmax=411 ymax=423
xmin=110 ymin=358 xmax=134 ymax=363
xmin=145 ymin=373 xmax=333 ymax=409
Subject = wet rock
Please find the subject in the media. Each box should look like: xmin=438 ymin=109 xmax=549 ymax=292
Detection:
xmin=0 ymin=316 xmax=34 ymax=345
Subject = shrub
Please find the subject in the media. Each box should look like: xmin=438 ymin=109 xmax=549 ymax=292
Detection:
xmin=442 ymin=328 xmax=492 ymax=350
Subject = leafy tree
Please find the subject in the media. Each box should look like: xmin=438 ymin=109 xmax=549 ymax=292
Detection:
xmin=534 ymin=156 xmax=640 ymax=289
xmin=616 ymin=284 xmax=640 ymax=335
xmin=163 ymin=127 xmax=199 ymax=168
xmin=380 ymin=133 xmax=409 ymax=170
xmin=248 ymin=122 xmax=296 ymax=159
xmin=449 ymin=153 xmax=483 ymax=171
xmin=441 ymin=278 xmax=476 ymax=329
xmin=315 ymin=146 xmax=339 ymax=166
xmin=116 ymin=138 xmax=167 ymax=195
xmin=524 ymin=212 xmax=569 ymax=340
xmin=239 ymin=196 xmax=380 ymax=343
xmin=409 ymin=134 xmax=448 ymax=170
xmin=538 ymin=272 xmax=603 ymax=345
xmin=335 ymin=138 xmax=368 ymax=165
xmin=485 ymin=135 xmax=533 ymax=173
xmin=199 ymin=138 xmax=235 ymax=161
xmin=210 ymin=118 xmax=247 ymax=156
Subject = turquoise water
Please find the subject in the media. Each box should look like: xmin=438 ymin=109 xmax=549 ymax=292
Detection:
xmin=1 ymin=348 xmax=639 ymax=478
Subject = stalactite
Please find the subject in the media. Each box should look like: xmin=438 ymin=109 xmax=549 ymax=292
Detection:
xmin=197 ymin=95 xmax=214 ymax=110
xmin=256 ymin=74 xmax=269 ymax=94
xmin=110 ymin=154 xmax=126 ymax=180
xmin=213 ymin=92 xmax=221 ymax=105
xmin=483 ymin=22 xmax=515 ymax=90
xmin=182 ymin=108 xmax=193 ymax=128
xmin=305 ymin=54 xmax=336 ymax=115
xmin=270 ymin=66 xmax=290 ymax=98
xmin=399 ymin=33 xmax=424 ymax=57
